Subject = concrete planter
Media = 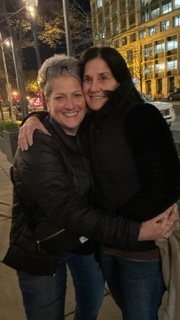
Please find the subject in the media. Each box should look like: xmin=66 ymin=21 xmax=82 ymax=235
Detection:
xmin=1 ymin=130 xmax=18 ymax=163
xmin=0 ymin=135 xmax=6 ymax=154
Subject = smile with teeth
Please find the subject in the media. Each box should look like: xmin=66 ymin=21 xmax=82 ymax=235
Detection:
xmin=89 ymin=96 xmax=105 ymax=100
xmin=63 ymin=111 xmax=78 ymax=117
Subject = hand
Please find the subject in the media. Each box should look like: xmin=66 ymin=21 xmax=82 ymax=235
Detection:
xmin=159 ymin=203 xmax=180 ymax=240
xmin=18 ymin=116 xmax=50 ymax=151
xmin=138 ymin=204 xmax=178 ymax=241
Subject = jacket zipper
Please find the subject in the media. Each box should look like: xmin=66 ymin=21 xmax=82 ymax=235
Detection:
xmin=36 ymin=228 xmax=65 ymax=252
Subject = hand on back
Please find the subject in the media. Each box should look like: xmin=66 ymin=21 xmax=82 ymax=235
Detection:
xmin=18 ymin=116 xmax=49 ymax=150
xmin=138 ymin=203 xmax=179 ymax=241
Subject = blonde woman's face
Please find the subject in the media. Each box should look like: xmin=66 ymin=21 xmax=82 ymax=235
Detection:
xmin=82 ymin=57 xmax=119 ymax=111
xmin=47 ymin=75 xmax=86 ymax=135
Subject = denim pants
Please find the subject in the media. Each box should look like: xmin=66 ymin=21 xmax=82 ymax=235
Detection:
xmin=17 ymin=253 xmax=104 ymax=320
xmin=100 ymin=252 xmax=165 ymax=320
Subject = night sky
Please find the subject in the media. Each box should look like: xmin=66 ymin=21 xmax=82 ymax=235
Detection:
xmin=23 ymin=0 xmax=91 ymax=70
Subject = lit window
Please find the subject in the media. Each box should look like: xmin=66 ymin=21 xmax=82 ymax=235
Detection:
xmin=155 ymin=41 xmax=165 ymax=54
xmin=155 ymin=62 xmax=165 ymax=72
xmin=160 ymin=20 xmax=170 ymax=31
xmin=149 ymin=26 xmax=157 ymax=35
xmin=97 ymin=0 xmax=102 ymax=8
xmin=139 ymin=29 xmax=147 ymax=39
xmin=173 ymin=15 xmax=180 ymax=27
xmin=167 ymin=37 xmax=178 ymax=50
xmin=144 ymin=63 xmax=153 ymax=74
xmin=151 ymin=7 xmax=160 ymax=18
xmin=162 ymin=2 xmax=172 ymax=14
xmin=167 ymin=60 xmax=177 ymax=71
xmin=144 ymin=44 xmax=153 ymax=57
xmin=174 ymin=0 xmax=180 ymax=9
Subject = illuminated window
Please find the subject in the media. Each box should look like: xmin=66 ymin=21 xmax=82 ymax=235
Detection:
xmin=162 ymin=2 xmax=172 ymax=14
xmin=149 ymin=26 xmax=157 ymax=35
xmin=151 ymin=7 xmax=160 ymax=18
xmin=97 ymin=0 xmax=102 ymax=8
xmin=167 ymin=59 xmax=177 ymax=71
xmin=139 ymin=29 xmax=147 ymax=39
xmin=144 ymin=44 xmax=153 ymax=58
xmin=155 ymin=41 xmax=165 ymax=54
xmin=160 ymin=20 xmax=170 ymax=31
xmin=167 ymin=36 xmax=177 ymax=50
xmin=174 ymin=0 xmax=180 ymax=9
xmin=173 ymin=15 xmax=180 ymax=26
xmin=155 ymin=62 xmax=165 ymax=72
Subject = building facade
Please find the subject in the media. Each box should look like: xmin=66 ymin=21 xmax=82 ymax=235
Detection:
xmin=90 ymin=0 xmax=180 ymax=99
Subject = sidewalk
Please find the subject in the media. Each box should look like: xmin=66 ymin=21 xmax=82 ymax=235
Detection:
xmin=0 ymin=151 xmax=121 ymax=320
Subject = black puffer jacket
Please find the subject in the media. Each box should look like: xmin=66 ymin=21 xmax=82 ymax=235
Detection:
xmin=87 ymin=88 xmax=180 ymax=251
xmin=3 ymin=115 xmax=141 ymax=275
xmin=4 ymin=116 xmax=96 ymax=275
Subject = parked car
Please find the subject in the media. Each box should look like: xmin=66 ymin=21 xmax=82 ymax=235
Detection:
xmin=140 ymin=92 xmax=176 ymax=125
xmin=167 ymin=91 xmax=180 ymax=101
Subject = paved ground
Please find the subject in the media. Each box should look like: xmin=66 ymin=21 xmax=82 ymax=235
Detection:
xmin=0 ymin=151 xmax=121 ymax=320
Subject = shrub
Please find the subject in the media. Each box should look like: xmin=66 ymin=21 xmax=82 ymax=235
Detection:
xmin=0 ymin=120 xmax=19 ymax=137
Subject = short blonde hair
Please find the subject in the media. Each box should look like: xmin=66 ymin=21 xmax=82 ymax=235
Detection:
xmin=38 ymin=54 xmax=81 ymax=97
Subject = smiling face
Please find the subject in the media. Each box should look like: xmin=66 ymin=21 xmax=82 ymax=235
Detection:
xmin=46 ymin=75 xmax=86 ymax=135
xmin=82 ymin=57 xmax=119 ymax=111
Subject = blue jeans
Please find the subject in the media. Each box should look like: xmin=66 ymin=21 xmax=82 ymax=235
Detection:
xmin=17 ymin=253 xmax=104 ymax=320
xmin=100 ymin=252 xmax=165 ymax=320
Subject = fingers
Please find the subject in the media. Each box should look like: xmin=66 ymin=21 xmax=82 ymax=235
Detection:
xmin=151 ymin=209 xmax=172 ymax=224
xmin=18 ymin=126 xmax=32 ymax=150
xmin=153 ymin=204 xmax=178 ymax=224
xmin=169 ymin=203 xmax=179 ymax=220
xmin=18 ymin=116 xmax=50 ymax=151
xmin=139 ymin=204 xmax=179 ymax=242
xmin=139 ymin=219 xmax=165 ymax=241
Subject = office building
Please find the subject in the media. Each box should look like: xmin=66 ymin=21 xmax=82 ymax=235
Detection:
xmin=90 ymin=0 xmax=180 ymax=99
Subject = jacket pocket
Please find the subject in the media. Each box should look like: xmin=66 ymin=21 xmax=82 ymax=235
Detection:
xmin=36 ymin=228 xmax=82 ymax=255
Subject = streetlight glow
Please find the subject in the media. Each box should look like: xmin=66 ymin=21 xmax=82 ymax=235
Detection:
xmin=1 ymin=34 xmax=28 ymax=118
xmin=26 ymin=5 xmax=35 ymax=17
xmin=25 ymin=0 xmax=41 ymax=69
xmin=0 ymin=32 xmax=13 ymax=119
xmin=4 ymin=39 xmax=11 ymax=47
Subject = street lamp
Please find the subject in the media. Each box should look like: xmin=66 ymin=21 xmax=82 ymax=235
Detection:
xmin=0 ymin=32 xmax=13 ymax=119
xmin=25 ymin=0 xmax=41 ymax=69
xmin=62 ymin=0 xmax=73 ymax=55
xmin=5 ymin=35 xmax=28 ymax=118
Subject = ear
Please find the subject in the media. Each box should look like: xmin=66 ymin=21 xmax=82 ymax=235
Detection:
xmin=45 ymin=97 xmax=50 ymax=111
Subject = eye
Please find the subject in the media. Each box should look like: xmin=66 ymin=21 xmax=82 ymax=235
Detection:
xmin=54 ymin=95 xmax=64 ymax=101
xmin=74 ymin=92 xmax=83 ymax=97
xmin=99 ymin=75 xmax=108 ymax=81
xmin=83 ymin=76 xmax=91 ymax=83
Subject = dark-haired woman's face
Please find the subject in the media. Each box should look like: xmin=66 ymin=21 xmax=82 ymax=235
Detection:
xmin=82 ymin=57 xmax=119 ymax=111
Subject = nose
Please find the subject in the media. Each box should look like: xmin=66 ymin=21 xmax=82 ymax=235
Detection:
xmin=65 ymin=98 xmax=75 ymax=110
xmin=89 ymin=79 xmax=98 ymax=92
